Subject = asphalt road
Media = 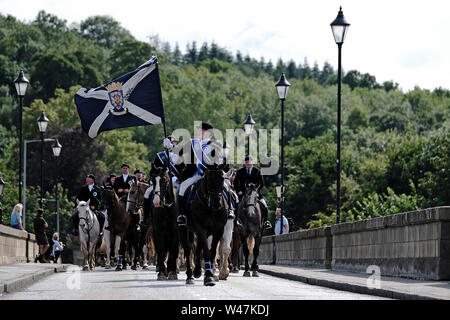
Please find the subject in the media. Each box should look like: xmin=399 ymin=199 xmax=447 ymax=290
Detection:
xmin=0 ymin=265 xmax=386 ymax=300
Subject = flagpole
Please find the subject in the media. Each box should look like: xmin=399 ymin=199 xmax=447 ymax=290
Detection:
xmin=155 ymin=58 xmax=175 ymax=200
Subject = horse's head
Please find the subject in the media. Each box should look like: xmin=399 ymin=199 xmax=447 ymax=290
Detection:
xmin=244 ymin=183 xmax=259 ymax=217
xmin=77 ymin=200 xmax=92 ymax=231
xmin=205 ymin=167 xmax=226 ymax=211
xmin=127 ymin=176 xmax=150 ymax=213
xmin=151 ymin=167 xmax=171 ymax=208
xmin=100 ymin=185 xmax=116 ymax=209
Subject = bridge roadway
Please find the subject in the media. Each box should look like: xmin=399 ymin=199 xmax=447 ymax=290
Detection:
xmin=0 ymin=265 xmax=385 ymax=300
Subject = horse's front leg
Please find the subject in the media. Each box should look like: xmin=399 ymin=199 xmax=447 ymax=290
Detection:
xmin=179 ymin=227 xmax=194 ymax=284
xmin=199 ymin=231 xmax=215 ymax=287
xmin=90 ymin=244 xmax=96 ymax=270
xmin=116 ymin=238 xmax=126 ymax=271
xmin=209 ymin=234 xmax=222 ymax=282
xmin=104 ymin=230 xmax=111 ymax=269
xmin=82 ymin=244 xmax=89 ymax=271
xmin=193 ymin=237 xmax=203 ymax=279
xmin=220 ymin=219 xmax=233 ymax=280
xmin=240 ymin=234 xmax=251 ymax=277
xmin=251 ymin=233 xmax=262 ymax=277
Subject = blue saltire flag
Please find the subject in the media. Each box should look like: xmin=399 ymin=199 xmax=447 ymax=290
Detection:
xmin=74 ymin=56 xmax=164 ymax=138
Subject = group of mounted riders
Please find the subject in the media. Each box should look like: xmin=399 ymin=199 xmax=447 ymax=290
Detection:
xmin=71 ymin=122 xmax=272 ymax=286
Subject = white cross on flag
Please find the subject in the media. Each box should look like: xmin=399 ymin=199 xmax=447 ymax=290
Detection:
xmin=74 ymin=56 xmax=164 ymax=138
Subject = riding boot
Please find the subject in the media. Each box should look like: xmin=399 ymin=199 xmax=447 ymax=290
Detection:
xmin=71 ymin=212 xmax=79 ymax=236
xmin=176 ymin=195 xmax=187 ymax=226
xmin=104 ymin=209 xmax=111 ymax=231
xmin=135 ymin=215 xmax=141 ymax=232
xmin=143 ymin=197 xmax=151 ymax=225
xmin=233 ymin=210 xmax=243 ymax=231
xmin=259 ymin=201 xmax=272 ymax=230
xmin=96 ymin=211 xmax=105 ymax=236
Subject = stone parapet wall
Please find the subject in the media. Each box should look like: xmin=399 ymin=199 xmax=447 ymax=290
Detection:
xmin=0 ymin=224 xmax=38 ymax=265
xmin=258 ymin=206 xmax=450 ymax=280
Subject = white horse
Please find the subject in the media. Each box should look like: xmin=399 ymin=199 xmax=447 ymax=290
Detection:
xmin=209 ymin=218 xmax=234 ymax=280
xmin=77 ymin=200 xmax=101 ymax=271
xmin=103 ymin=209 xmax=121 ymax=269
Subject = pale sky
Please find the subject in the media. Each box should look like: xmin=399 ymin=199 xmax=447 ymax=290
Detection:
xmin=1 ymin=0 xmax=449 ymax=92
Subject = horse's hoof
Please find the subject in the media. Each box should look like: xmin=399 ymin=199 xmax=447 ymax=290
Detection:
xmin=115 ymin=265 xmax=122 ymax=271
xmin=204 ymin=277 xmax=215 ymax=286
xmin=131 ymin=265 xmax=137 ymax=270
xmin=231 ymin=269 xmax=239 ymax=273
xmin=243 ymin=271 xmax=251 ymax=277
xmin=157 ymin=273 xmax=168 ymax=280
xmin=105 ymin=264 xmax=111 ymax=269
xmin=193 ymin=268 xmax=202 ymax=279
xmin=82 ymin=266 xmax=89 ymax=271
xmin=252 ymin=271 xmax=259 ymax=277
xmin=213 ymin=274 xmax=219 ymax=281
xmin=186 ymin=278 xmax=195 ymax=285
xmin=219 ymin=271 xmax=229 ymax=280
xmin=168 ymin=271 xmax=178 ymax=280
xmin=142 ymin=264 xmax=148 ymax=270
xmin=122 ymin=265 xmax=127 ymax=270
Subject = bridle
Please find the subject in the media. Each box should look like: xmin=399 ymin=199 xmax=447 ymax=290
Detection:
xmin=198 ymin=169 xmax=226 ymax=211
xmin=152 ymin=169 xmax=173 ymax=208
xmin=78 ymin=206 xmax=94 ymax=234
xmin=244 ymin=184 xmax=258 ymax=216
xmin=127 ymin=180 xmax=148 ymax=213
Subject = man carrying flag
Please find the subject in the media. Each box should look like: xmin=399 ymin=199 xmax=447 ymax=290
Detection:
xmin=74 ymin=56 xmax=165 ymax=139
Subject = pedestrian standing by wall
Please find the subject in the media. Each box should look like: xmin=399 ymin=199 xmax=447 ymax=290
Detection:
xmin=10 ymin=203 xmax=25 ymax=231
xmin=274 ymin=207 xmax=289 ymax=235
xmin=33 ymin=208 xmax=50 ymax=263
xmin=272 ymin=207 xmax=289 ymax=264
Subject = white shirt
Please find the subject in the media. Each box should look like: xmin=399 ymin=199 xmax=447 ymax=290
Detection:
xmin=88 ymin=184 xmax=94 ymax=192
xmin=122 ymin=174 xmax=129 ymax=182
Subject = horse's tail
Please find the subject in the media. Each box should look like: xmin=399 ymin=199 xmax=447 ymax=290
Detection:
xmin=247 ymin=235 xmax=255 ymax=253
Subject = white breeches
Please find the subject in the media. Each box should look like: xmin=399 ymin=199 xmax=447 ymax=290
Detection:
xmin=144 ymin=185 xmax=154 ymax=199
xmin=179 ymin=173 xmax=202 ymax=196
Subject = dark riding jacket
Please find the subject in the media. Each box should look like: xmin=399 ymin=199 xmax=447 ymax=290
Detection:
xmin=76 ymin=184 xmax=102 ymax=211
xmin=234 ymin=166 xmax=264 ymax=196
xmin=113 ymin=174 xmax=134 ymax=200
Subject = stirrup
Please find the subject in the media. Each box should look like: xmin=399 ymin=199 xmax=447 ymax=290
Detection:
xmin=177 ymin=215 xmax=187 ymax=226
xmin=264 ymin=220 xmax=272 ymax=229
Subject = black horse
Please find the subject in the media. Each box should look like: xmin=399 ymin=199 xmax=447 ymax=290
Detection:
xmin=179 ymin=165 xmax=229 ymax=286
xmin=239 ymin=183 xmax=264 ymax=277
xmin=149 ymin=167 xmax=179 ymax=280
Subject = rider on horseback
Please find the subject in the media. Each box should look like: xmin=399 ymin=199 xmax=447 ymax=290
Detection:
xmin=143 ymin=135 xmax=184 ymax=226
xmin=168 ymin=122 xmax=240 ymax=227
xmin=234 ymin=155 xmax=272 ymax=229
xmin=71 ymin=174 xmax=105 ymax=236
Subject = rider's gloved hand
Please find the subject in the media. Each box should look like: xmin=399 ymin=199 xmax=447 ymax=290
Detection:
xmin=163 ymin=138 xmax=173 ymax=151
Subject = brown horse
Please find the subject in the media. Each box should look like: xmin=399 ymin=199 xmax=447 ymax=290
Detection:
xmin=100 ymin=185 xmax=134 ymax=271
xmin=126 ymin=178 xmax=156 ymax=270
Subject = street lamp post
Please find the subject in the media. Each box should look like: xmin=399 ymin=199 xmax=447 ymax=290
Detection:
xmin=14 ymin=70 xmax=30 ymax=204
xmin=330 ymin=7 xmax=350 ymax=224
xmin=52 ymin=140 xmax=62 ymax=234
xmin=275 ymin=73 xmax=290 ymax=234
xmin=0 ymin=173 xmax=6 ymax=225
xmin=243 ymin=114 xmax=256 ymax=156
xmin=37 ymin=112 xmax=49 ymax=208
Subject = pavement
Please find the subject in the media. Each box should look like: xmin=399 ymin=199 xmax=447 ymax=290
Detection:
xmin=0 ymin=262 xmax=449 ymax=300
xmin=258 ymin=264 xmax=450 ymax=300
xmin=0 ymin=263 xmax=71 ymax=294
